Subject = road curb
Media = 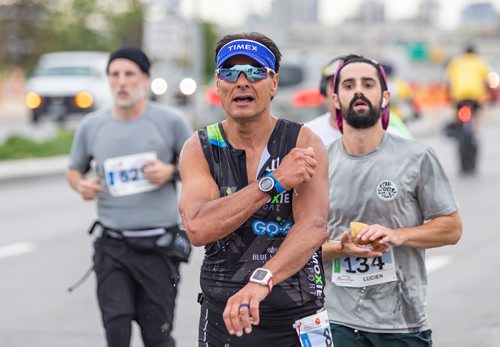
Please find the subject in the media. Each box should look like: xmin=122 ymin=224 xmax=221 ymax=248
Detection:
xmin=0 ymin=155 xmax=68 ymax=181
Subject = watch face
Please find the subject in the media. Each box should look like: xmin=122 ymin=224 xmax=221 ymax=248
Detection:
xmin=259 ymin=176 xmax=274 ymax=192
xmin=252 ymin=269 xmax=268 ymax=281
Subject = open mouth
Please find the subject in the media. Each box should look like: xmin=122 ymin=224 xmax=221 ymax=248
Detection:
xmin=233 ymin=95 xmax=254 ymax=103
xmin=353 ymin=99 xmax=368 ymax=107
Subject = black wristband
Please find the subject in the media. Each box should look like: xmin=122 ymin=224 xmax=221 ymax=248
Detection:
xmin=171 ymin=168 xmax=180 ymax=182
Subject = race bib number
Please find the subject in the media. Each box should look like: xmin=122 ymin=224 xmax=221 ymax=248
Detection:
xmin=332 ymin=247 xmax=397 ymax=287
xmin=104 ymin=152 xmax=158 ymax=197
xmin=294 ymin=309 xmax=333 ymax=347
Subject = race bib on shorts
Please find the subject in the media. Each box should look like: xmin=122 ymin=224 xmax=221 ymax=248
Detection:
xmin=332 ymin=247 xmax=397 ymax=287
xmin=104 ymin=152 xmax=158 ymax=197
xmin=294 ymin=309 xmax=333 ymax=347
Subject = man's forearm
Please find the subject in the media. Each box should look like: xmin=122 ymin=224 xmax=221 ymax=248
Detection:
xmin=66 ymin=169 xmax=84 ymax=192
xmin=397 ymin=212 xmax=462 ymax=249
xmin=262 ymin=218 xmax=327 ymax=285
xmin=182 ymin=181 xmax=270 ymax=246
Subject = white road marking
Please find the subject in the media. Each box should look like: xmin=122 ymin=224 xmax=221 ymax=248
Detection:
xmin=0 ymin=242 xmax=37 ymax=259
xmin=426 ymin=255 xmax=452 ymax=274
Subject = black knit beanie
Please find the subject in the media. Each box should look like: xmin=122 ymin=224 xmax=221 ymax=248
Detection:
xmin=106 ymin=45 xmax=150 ymax=75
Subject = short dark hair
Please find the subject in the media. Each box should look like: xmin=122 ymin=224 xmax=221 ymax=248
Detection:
xmin=215 ymin=32 xmax=282 ymax=73
xmin=333 ymin=54 xmax=387 ymax=93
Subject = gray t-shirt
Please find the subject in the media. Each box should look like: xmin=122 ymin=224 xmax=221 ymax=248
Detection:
xmin=325 ymin=132 xmax=458 ymax=333
xmin=68 ymin=101 xmax=192 ymax=230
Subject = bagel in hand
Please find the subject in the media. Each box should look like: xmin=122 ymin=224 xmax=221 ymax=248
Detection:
xmin=350 ymin=222 xmax=385 ymax=252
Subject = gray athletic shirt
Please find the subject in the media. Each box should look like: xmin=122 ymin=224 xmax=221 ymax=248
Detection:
xmin=68 ymin=101 xmax=192 ymax=230
xmin=325 ymin=132 xmax=458 ymax=333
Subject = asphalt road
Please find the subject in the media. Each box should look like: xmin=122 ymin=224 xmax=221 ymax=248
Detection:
xmin=1 ymin=114 xmax=499 ymax=346
xmin=420 ymin=119 xmax=500 ymax=347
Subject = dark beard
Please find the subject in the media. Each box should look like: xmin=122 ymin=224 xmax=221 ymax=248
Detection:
xmin=341 ymin=95 xmax=380 ymax=129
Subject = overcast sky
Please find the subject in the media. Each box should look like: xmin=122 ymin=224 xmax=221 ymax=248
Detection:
xmin=180 ymin=0 xmax=500 ymax=29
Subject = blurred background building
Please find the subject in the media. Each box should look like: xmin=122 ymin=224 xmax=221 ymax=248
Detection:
xmin=0 ymin=0 xmax=499 ymax=125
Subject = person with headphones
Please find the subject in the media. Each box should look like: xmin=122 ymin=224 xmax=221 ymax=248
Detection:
xmin=320 ymin=54 xmax=462 ymax=346
xmin=305 ymin=55 xmax=412 ymax=147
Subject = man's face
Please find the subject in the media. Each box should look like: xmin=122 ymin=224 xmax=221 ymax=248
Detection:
xmin=215 ymin=56 xmax=278 ymax=120
xmin=334 ymin=62 xmax=386 ymax=129
xmin=107 ymin=58 xmax=149 ymax=109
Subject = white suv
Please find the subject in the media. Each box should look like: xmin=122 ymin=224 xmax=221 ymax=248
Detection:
xmin=24 ymin=51 xmax=113 ymax=123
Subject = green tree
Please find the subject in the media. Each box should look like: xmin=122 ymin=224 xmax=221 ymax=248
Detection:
xmin=0 ymin=0 xmax=47 ymax=68
xmin=37 ymin=0 xmax=145 ymax=53
xmin=105 ymin=0 xmax=144 ymax=48
xmin=0 ymin=0 xmax=145 ymax=73
xmin=37 ymin=0 xmax=110 ymax=53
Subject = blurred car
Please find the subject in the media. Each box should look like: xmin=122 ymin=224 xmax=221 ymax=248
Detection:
xmin=24 ymin=51 xmax=112 ymax=123
xmin=271 ymin=51 xmax=328 ymax=122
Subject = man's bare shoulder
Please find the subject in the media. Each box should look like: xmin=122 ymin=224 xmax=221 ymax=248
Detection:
xmin=181 ymin=131 xmax=202 ymax=152
xmin=179 ymin=131 xmax=205 ymax=164
xmin=297 ymin=125 xmax=327 ymax=154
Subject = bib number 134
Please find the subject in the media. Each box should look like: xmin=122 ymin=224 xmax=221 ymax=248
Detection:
xmin=344 ymin=256 xmax=385 ymax=273
xmin=332 ymin=248 xmax=397 ymax=287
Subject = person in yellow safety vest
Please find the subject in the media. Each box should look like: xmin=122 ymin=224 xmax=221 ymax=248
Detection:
xmin=446 ymin=44 xmax=490 ymax=105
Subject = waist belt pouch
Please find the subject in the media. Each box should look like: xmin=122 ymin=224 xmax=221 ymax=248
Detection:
xmin=123 ymin=235 xmax=161 ymax=252
xmin=155 ymin=226 xmax=192 ymax=263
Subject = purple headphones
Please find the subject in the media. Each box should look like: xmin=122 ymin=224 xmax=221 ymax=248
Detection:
xmin=331 ymin=56 xmax=390 ymax=133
